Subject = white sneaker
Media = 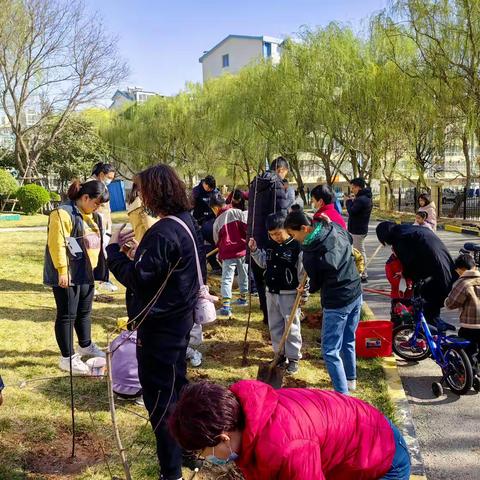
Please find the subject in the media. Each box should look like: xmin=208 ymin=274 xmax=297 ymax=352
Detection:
xmin=59 ymin=354 xmax=90 ymax=375
xmin=186 ymin=347 xmax=202 ymax=367
xmin=99 ymin=281 xmax=118 ymax=292
xmin=77 ymin=342 xmax=106 ymax=358
xmin=347 ymin=379 xmax=357 ymax=391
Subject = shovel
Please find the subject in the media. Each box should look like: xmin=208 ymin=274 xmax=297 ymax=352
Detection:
xmin=257 ymin=272 xmax=308 ymax=389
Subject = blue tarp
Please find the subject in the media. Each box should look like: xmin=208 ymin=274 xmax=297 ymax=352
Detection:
xmin=108 ymin=180 xmax=126 ymax=212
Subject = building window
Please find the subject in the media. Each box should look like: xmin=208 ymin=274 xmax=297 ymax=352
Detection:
xmin=222 ymin=54 xmax=229 ymax=68
xmin=264 ymin=42 xmax=272 ymax=58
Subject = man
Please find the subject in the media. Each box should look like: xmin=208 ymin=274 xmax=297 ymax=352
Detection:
xmin=345 ymin=177 xmax=372 ymax=283
xmin=247 ymin=156 xmax=290 ymax=324
xmin=285 ymin=211 xmax=362 ymax=394
xmin=192 ymin=175 xmax=221 ymax=273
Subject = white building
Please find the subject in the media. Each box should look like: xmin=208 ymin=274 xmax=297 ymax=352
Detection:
xmin=199 ymin=34 xmax=283 ymax=82
xmin=110 ymin=86 xmax=160 ymax=110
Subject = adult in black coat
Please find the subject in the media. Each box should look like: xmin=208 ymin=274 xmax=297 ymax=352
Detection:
xmin=247 ymin=156 xmax=290 ymax=324
xmin=346 ymin=178 xmax=373 ymax=282
xmin=376 ymin=222 xmax=456 ymax=323
xmin=108 ymin=165 xmax=205 ymax=480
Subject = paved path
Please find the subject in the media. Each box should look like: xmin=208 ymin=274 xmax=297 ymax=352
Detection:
xmin=363 ymin=223 xmax=480 ymax=480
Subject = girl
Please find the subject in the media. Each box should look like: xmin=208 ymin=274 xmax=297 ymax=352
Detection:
xmin=44 ymin=180 xmax=109 ymax=375
xmin=417 ymin=193 xmax=437 ymax=231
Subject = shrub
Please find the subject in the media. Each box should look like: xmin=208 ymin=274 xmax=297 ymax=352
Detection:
xmin=16 ymin=184 xmax=51 ymax=215
xmin=49 ymin=191 xmax=61 ymax=202
xmin=0 ymin=169 xmax=18 ymax=199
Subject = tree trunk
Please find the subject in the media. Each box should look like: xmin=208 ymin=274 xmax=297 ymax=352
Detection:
xmin=462 ymin=131 xmax=472 ymax=192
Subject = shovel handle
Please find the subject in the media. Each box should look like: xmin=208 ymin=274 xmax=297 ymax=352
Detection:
xmin=206 ymin=248 xmax=219 ymax=259
xmin=270 ymin=272 xmax=308 ymax=369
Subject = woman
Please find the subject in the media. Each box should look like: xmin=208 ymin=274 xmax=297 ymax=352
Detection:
xmin=89 ymin=162 xmax=117 ymax=291
xmin=417 ymin=193 xmax=437 ymax=231
xmin=44 ymin=180 xmax=109 ymax=375
xmin=169 ymin=380 xmax=411 ymax=480
xmin=107 ymin=164 xmax=202 ymax=480
xmin=311 ymin=184 xmax=346 ymax=229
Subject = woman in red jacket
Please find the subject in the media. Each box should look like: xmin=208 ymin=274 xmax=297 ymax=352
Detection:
xmin=311 ymin=184 xmax=347 ymax=229
xmin=170 ymin=380 xmax=410 ymax=480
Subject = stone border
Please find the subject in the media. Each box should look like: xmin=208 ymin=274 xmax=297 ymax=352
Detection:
xmin=382 ymin=356 xmax=428 ymax=479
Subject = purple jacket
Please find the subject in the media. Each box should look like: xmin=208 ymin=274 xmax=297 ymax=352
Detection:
xmin=110 ymin=330 xmax=141 ymax=395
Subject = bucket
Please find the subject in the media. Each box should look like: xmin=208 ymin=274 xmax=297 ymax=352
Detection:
xmin=356 ymin=320 xmax=392 ymax=358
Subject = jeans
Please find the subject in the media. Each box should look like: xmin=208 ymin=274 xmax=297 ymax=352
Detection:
xmin=266 ymin=292 xmax=302 ymax=360
xmin=52 ymin=284 xmax=95 ymax=357
xmin=221 ymin=257 xmax=249 ymax=299
xmin=380 ymin=421 xmax=411 ymax=479
xmin=322 ymin=295 xmax=362 ymax=394
xmin=351 ymin=233 xmax=368 ymax=278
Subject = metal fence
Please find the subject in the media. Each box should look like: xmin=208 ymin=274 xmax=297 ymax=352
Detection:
xmin=395 ymin=186 xmax=480 ymax=220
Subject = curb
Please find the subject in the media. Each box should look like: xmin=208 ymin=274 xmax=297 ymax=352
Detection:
xmin=382 ymin=356 xmax=428 ymax=479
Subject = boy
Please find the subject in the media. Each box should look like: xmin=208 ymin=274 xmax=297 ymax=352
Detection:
xmin=445 ymin=254 xmax=480 ymax=373
xmin=248 ymin=212 xmax=306 ymax=375
xmin=211 ymin=192 xmax=249 ymax=317
xmin=414 ymin=210 xmax=433 ymax=230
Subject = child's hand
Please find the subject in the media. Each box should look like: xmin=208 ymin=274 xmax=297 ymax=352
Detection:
xmin=248 ymin=238 xmax=257 ymax=252
xmin=297 ymin=285 xmax=305 ymax=295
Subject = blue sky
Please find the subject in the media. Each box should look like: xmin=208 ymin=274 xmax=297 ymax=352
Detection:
xmin=85 ymin=0 xmax=387 ymax=98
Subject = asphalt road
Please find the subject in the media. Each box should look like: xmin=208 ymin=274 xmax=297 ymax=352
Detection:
xmin=363 ymin=223 xmax=480 ymax=480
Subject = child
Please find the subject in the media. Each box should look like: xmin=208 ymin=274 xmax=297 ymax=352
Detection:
xmin=169 ymin=380 xmax=411 ymax=480
xmin=0 ymin=374 xmax=4 ymax=406
xmin=248 ymin=212 xmax=306 ymax=375
xmin=414 ymin=210 xmax=433 ymax=230
xmin=445 ymin=254 xmax=480 ymax=373
xmin=211 ymin=192 xmax=249 ymax=317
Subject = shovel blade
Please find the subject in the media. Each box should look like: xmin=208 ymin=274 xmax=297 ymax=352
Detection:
xmin=257 ymin=362 xmax=284 ymax=389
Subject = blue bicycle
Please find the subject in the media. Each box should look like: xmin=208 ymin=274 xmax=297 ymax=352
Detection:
xmin=392 ymin=279 xmax=479 ymax=396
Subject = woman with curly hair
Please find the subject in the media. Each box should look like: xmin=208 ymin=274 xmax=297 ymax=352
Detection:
xmin=107 ymin=164 xmax=204 ymax=480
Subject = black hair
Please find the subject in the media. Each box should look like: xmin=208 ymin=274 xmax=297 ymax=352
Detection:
xmin=350 ymin=177 xmax=366 ymax=189
xmin=454 ymin=253 xmax=476 ymax=270
xmin=290 ymin=204 xmax=302 ymax=212
xmin=92 ymin=162 xmax=115 ymax=177
xmin=416 ymin=210 xmax=428 ymax=220
xmin=270 ymin=156 xmax=289 ymax=171
xmin=266 ymin=212 xmax=287 ymax=231
xmin=311 ymin=184 xmax=334 ymax=205
xmin=376 ymin=221 xmax=396 ymax=245
xmin=284 ymin=211 xmax=311 ymax=231
xmin=67 ymin=179 xmax=110 ymax=203
xmin=232 ymin=189 xmax=243 ymax=202
xmin=203 ymin=175 xmax=216 ymax=189
xmin=209 ymin=192 xmax=226 ymax=208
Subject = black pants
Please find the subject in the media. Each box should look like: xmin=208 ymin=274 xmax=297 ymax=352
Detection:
xmin=52 ymin=285 xmax=94 ymax=357
xmin=137 ymin=317 xmax=192 ymax=480
xmin=205 ymin=242 xmax=221 ymax=271
xmin=458 ymin=327 xmax=480 ymax=375
xmin=250 ymin=259 xmax=268 ymax=323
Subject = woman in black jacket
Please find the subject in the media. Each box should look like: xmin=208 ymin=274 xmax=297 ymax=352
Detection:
xmin=107 ymin=165 xmax=203 ymax=480
xmin=376 ymin=222 xmax=456 ymax=324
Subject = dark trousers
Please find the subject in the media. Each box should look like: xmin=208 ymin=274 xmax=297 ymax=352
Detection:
xmin=250 ymin=259 xmax=268 ymax=323
xmin=458 ymin=327 xmax=480 ymax=375
xmin=52 ymin=285 xmax=94 ymax=357
xmin=137 ymin=318 xmax=192 ymax=480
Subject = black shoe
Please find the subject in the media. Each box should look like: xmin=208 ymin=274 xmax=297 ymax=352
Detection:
xmin=361 ymin=277 xmax=368 ymax=284
xmin=210 ymin=268 xmax=222 ymax=276
xmin=276 ymin=355 xmax=288 ymax=368
xmin=182 ymin=451 xmax=203 ymax=471
xmin=286 ymin=360 xmax=299 ymax=375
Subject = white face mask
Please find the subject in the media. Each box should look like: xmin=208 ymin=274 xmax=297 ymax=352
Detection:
xmin=104 ymin=178 xmax=112 ymax=186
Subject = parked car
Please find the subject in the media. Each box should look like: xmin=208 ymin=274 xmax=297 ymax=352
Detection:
xmin=442 ymin=188 xmax=457 ymax=204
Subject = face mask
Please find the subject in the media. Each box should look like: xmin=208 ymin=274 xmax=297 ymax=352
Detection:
xmin=104 ymin=179 xmax=112 ymax=186
xmin=206 ymin=445 xmax=239 ymax=466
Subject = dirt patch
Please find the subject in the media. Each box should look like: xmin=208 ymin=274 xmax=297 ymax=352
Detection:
xmin=302 ymin=312 xmax=323 ymax=329
xmin=283 ymin=377 xmax=308 ymax=388
xmin=25 ymin=431 xmax=105 ymax=475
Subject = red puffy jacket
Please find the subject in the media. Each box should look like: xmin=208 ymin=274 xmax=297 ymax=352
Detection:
xmin=313 ymin=203 xmax=347 ymax=229
xmin=213 ymin=205 xmax=248 ymax=260
xmin=230 ymin=380 xmax=395 ymax=480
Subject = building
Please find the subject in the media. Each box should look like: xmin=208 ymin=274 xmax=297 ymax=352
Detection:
xmin=110 ymin=86 xmax=160 ymax=110
xmin=0 ymin=108 xmax=40 ymax=150
xmin=199 ymin=34 xmax=283 ymax=82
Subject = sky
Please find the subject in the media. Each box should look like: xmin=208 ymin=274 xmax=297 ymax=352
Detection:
xmin=85 ymin=0 xmax=388 ymax=99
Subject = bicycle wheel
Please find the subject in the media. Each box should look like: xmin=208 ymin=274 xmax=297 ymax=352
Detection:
xmin=392 ymin=324 xmax=430 ymax=361
xmin=443 ymin=348 xmax=473 ymax=395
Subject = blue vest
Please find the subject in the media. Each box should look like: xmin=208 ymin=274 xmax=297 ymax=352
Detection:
xmin=43 ymin=202 xmax=108 ymax=287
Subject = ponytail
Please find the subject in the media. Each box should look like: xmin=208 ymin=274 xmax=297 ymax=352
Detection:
xmin=67 ymin=179 xmax=110 ymax=203
xmin=92 ymin=162 xmax=115 ymax=177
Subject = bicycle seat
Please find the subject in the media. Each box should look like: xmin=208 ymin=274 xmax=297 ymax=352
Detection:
xmin=435 ymin=319 xmax=456 ymax=332
xmin=463 ymin=242 xmax=480 ymax=252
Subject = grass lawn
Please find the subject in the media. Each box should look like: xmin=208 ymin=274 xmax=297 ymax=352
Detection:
xmin=0 ymin=211 xmax=130 ymax=229
xmin=0 ymin=229 xmax=395 ymax=480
